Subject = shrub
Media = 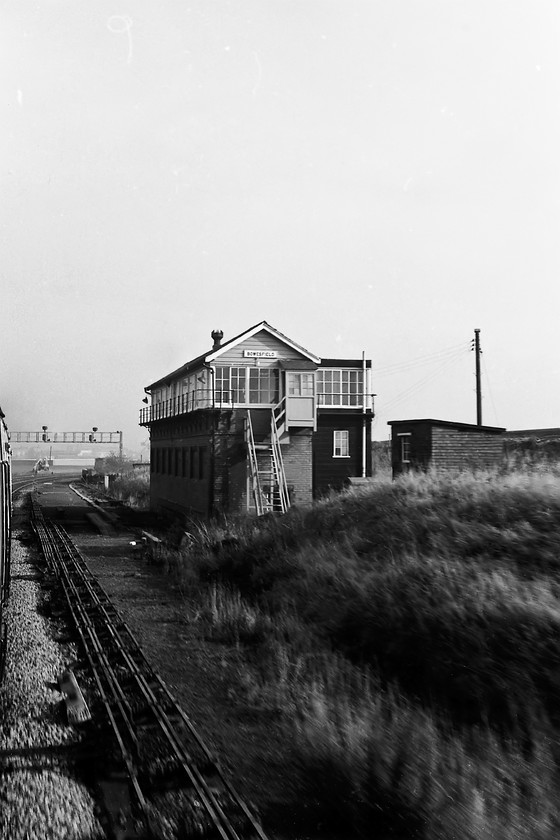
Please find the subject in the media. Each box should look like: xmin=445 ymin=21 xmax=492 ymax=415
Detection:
xmin=204 ymin=583 xmax=272 ymax=645
xmin=109 ymin=470 xmax=150 ymax=509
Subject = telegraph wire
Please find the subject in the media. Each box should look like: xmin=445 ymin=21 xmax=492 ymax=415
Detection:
xmin=381 ymin=348 xmax=469 ymax=413
xmin=382 ymin=348 xmax=469 ymax=407
xmin=375 ymin=347 xmax=467 ymax=378
xmin=376 ymin=339 xmax=468 ymax=368
xmin=375 ymin=341 xmax=470 ymax=377
xmin=481 ymin=353 xmax=500 ymax=427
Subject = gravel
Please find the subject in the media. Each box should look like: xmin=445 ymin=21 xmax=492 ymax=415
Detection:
xmin=0 ymin=499 xmax=104 ymax=840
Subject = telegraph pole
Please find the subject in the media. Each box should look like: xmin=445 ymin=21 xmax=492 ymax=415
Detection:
xmin=474 ymin=328 xmax=482 ymax=426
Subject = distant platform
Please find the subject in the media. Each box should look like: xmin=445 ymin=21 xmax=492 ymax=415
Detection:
xmin=12 ymin=459 xmax=95 ymax=475
xmin=52 ymin=459 xmax=95 ymax=468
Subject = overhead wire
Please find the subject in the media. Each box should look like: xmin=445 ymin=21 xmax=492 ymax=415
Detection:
xmin=381 ymin=346 xmax=470 ymax=413
xmin=481 ymin=353 xmax=500 ymax=427
xmin=375 ymin=341 xmax=470 ymax=377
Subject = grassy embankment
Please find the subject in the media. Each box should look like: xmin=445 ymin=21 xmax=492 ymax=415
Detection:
xmin=150 ymin=465 xmax=560 ymax=839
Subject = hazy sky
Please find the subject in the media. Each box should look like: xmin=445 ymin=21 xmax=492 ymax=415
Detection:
xmin=1 ymin=1 xmax=559 ymax=453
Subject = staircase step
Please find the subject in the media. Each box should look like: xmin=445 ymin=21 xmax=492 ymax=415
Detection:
xmin=247 ymin=408 xmax=291 ymax=515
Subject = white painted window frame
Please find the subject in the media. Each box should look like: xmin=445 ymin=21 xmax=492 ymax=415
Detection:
xmin=397 ymin=432 xmax=412 ymax=463
xmin=333 ymin=429 xmax=350 ymax=458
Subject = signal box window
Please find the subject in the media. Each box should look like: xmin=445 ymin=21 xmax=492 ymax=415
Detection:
xmin=231 ymin=368 xmax=246 ymax=403
xmin=215 ymin=367 xmax=231 ymax=404
xmin=249 ymin=368 xmax=279 ymax=404
xmin=333 ymin=430 xmax=350 ymax=458
xmin=317 ymin=369 xmax=363 ymax=406
xmin=216 ymin=366 xmax=279 ymax=404
xmin=288 ymin=373 xmax=314 ymax=397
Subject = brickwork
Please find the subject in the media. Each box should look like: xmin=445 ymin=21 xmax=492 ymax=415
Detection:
xmin=431 ymin=427 xmax=503 ymax=470
xmin=212 ymin=411 xmax=247 ymax=515
xmin=281 ymin=429 xmax=313 ymax=506
xmin=149 ymin=431 xmax=211 ymax=519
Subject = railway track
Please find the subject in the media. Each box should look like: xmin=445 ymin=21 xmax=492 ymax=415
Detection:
xmin=30 ymin=494 xmax=270 ymax=840
xmin=11 ymin=474 xmax=63 ymax=496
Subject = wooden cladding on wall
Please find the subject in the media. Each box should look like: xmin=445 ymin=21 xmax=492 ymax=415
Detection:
xmin=313 ymin=414 xmax=370 ymax=496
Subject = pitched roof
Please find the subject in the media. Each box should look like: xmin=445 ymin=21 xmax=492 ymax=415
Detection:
xmin=144 ymin=350 xmax=210 ymax=391
xmin=145 ymin=321 xmax=320 ymax=390
xmin=206 ymin=321 xmax=320 ymax=363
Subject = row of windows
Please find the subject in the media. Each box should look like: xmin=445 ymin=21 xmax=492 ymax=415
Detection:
xmin=151 ymin=446 xmax=207 ymax=479
xmin=152 ymin=372 xmax=212 ymax=408
xmin=317 ymin=370 xmax=364 ymax=406
xmin=217 ymin=368 xmax=363 ymax=404
xmin=215 ymin=366 xmax=279 ymax=404
xmin=215 ymin=368 xmax=317 ymax=404
xmin=152 ymin=368 xmax=365 ymax=408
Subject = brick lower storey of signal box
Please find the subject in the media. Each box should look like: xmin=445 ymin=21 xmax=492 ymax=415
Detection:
xmin=148 ymin=409 xmax=319 ymax=520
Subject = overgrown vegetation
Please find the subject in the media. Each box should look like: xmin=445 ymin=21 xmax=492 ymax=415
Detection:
xmin=95 ymin=454 xmax=150 ymax=509
xmin=149 ymin=462 xmax=560 ymax=838
xmin=109 ymin=468 xmax=150 ymax=508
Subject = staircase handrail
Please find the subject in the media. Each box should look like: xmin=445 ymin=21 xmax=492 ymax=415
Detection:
xmin=273 ymin=397 xmax=286 ymax=430
xmin=270 ymin=413 xmax=290 ymax=513
xmin=246 ymin=411 xmax=265 ymax=516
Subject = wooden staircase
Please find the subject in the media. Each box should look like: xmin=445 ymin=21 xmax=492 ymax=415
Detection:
xmin=246 ymin=411 xmax=290 ymax=515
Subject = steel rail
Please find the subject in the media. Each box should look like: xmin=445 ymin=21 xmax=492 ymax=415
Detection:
xmin=50 ymin=522 xmax=244 ymax=840
xmin=12 ymin=474 xmax=69 ymax=496
xmin=32 ymin=502 xmax=155 ymax=836
xmin=12 ymin=478 xmax=41 ymax=495
xmin=31 ymin=497 xmax=268 ymax=840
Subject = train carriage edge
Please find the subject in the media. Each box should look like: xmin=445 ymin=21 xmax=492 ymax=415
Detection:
xmin=0 ymin=407 xmax=12 ymax=679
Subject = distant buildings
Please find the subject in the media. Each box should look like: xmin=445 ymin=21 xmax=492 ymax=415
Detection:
xmin=140 ymin=321 xmax=373 ymax=518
